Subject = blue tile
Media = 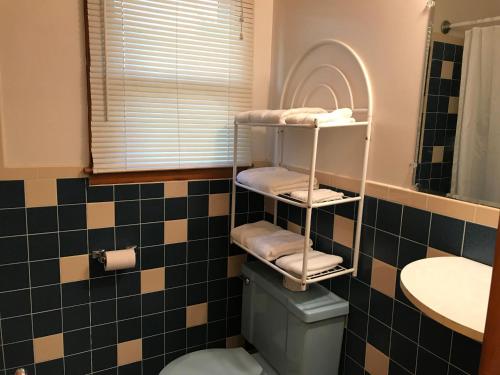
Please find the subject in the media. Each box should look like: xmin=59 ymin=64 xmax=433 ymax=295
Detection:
xmin=450 ymin=332 xmax=481 ymax=375
xmin=419 ymin=315 xmax=452 ymax=360
xmin=416 ymin=347 xmax=448 ymax=375
xmin=0 ymin=208 xmax=26 ymax=236
xmin=392 ymin=300 xmax=420 ymax=342
xmin=398 ymin=238 xmax=427 ymax=269
xmin=429 ymin=214 xmax=464 ymax=255
xmin=369 ymin=289 xmax=393 ymax=326
xmin=0 ymin=180 xmax=25 ymax=208
xmin=401 ymin=207 xmax=430 ymax=244
xmin=390 ymin=331 xmax=417 ymax=373
xmin=367 ymin=317 xmax=391 ymax=355
xmin=57 ymin=178 xmax=86 ymax=204
xmin=376 ymin=200 xmax=402 ymax=235
xmin=432 ymin=41 xmax=445 ymax=60
xmin=463 ymin=222 xmax=496 ymax=266
xmin=374 ymin=230 xmax=399 ymax=266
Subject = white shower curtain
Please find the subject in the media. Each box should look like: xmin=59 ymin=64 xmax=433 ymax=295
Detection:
xmin=451 ymin=26 xmax=500 ymax=206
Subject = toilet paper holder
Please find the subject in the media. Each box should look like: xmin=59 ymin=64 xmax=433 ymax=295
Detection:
xmin=91 ymin=245 xmax=137 ymax=264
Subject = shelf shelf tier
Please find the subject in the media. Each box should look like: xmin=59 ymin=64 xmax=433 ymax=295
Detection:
xmin=234 ymin=120 xmax=368 ymax=129
xmin=231 ymin=238 xmax=355 ymax=284
xmin=235 ymin=181 xmax=361 ymax=209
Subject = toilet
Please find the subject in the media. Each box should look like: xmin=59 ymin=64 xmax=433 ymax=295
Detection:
xmin=160 ymin=261 xmax=349 ymax=375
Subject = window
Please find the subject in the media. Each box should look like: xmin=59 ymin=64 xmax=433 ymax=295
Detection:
xmin=86 ymin=0 xmax=254 ymax=173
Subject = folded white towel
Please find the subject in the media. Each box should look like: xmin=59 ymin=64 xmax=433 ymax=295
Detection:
xmin=231 ymin=220 xmax=281 ymax=247
xmin=276 ymin=250 xmax=343 ymax=277
xmin=235 ymin=108 xmax=326 ymax=125
xmin=237 ymin=167 xmax=318 ymax=195
xmin=285 ymin=108 xmax=355 ymax=126
xmin=290 ymin=189 xmax=344 ymax=203
xmin=246 ymin=230 xmax=313 ymax=261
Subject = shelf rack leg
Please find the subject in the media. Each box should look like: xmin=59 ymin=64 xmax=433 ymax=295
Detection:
xmin=300 ymin=126 xmax=320 ymax=286
xmin=230 ymin=122 xmax=239 ymax=241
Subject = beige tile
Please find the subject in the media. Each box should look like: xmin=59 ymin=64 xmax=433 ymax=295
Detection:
xmin=165 ymin=180 xmax=187 ymax=198
xmin=441 ymin=60 xmax=454 ymax=79
xmin=227 ymin=254 xmax=247 ymax=278
xmin=164 ymin=219 xmax=187 ymax=244
xmin=226 ymin=335 xmax=245 ymax=348
xmin=209 ymin=193 xmax=229 ymax=216
xmin=141 ymin=267 xmax=165 ymax=294
xmin=366 ymin=181 xmax=389 ymax=200
xmin=24 ymin=179 xmax=57 ymax=207
xmin=87 ymin=202 xmax=115 ymax=229
xmin=427 ymin=247 xmax=455 ymax=258
xmin=117 ymin=339 xmax=142 ymax=366
xmin=387 ymin=187 xmax=428 ymax=211
xmin=333 ymin=215 xmax=354 ymax=248
xmin=186 ymin=303 xmax=208 ymax=328
xmin=427 ymin=195 xmax=475 ymax=222
xmin=264 ymin=196 xmax=275 ymax=215
xmin=287 ymin=221 xmax=302 ymax=234
xmin=33 ymin=333 xmax=63 ymax=363
xmin=371 ymin=259 xmax=397 ymax=298
xmin=334 ymin=175 xmax=361 ymax=194
xmin=316 ymin=171 xmax=331 ymax=186
xmin=448 ymin=96 xmax=459 ymax=114
xmin=60 ymin=254 xmax=89 ymax=284
xmin=432 ymin=146 xmax=445 ymax=163
xmin=365 ymin=343 xmax=389 ymax=375
xmin=474 ymin=205 xmax=500 ymax=228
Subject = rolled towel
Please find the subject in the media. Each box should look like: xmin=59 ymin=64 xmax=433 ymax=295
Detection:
xmin=237 ymin=167 xmax=318 ymax=195
xmin=235 ymin=108 xmax=327 ymax=125
xmin=276 ymin=250 xmax=343 ymax=277
xmin=290 ymin=189 xmax=344 ymax=203
xmin=285 ymin=108 xmax=355 ymax=126
xmin=246 ymin=229 xmax=313 ymax=261
xmin=231 ymin=220 xmax=281 ymax=247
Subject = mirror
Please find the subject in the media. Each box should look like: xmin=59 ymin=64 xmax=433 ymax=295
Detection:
xmin=414 ymin=0 xmax=500 ymax=208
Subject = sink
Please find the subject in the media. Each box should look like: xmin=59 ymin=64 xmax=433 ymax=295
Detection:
xmin=400 ymin=256 xmax=492 ymax=342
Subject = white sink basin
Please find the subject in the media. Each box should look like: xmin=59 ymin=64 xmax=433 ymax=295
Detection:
xmin=400 ymin=256 xmax=492 ymax=342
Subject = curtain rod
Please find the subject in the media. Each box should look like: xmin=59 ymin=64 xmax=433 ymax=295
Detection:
xmin=442 ymin=16 xmax=500 ymax=34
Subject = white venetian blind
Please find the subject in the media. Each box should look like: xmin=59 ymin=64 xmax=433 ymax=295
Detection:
xmin=87 ymin=0 xmax=254 ymax=173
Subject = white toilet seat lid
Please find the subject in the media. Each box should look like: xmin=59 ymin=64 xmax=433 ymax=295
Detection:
xmin=160 ymin=348 xmax=264 ymax=375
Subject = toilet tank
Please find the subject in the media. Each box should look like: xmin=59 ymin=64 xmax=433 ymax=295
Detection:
xmin=241 ymin=262 xmax=349 ymax=375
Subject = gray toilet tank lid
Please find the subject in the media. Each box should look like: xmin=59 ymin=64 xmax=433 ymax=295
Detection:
xmin=242 ymin=261 xmax=349 ymax=323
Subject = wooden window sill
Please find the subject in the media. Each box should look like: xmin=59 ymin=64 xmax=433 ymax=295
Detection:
xmin=87 ymin=167 xmax=249 ymax=185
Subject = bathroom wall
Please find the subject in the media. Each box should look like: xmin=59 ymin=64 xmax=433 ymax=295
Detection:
xmin=416 ymin=40 xmax=463 ymax=194
xmin=269 ymin=177 xmax=496 ymax=375
xmin=0 ymin=178 xmax=262 ymax=374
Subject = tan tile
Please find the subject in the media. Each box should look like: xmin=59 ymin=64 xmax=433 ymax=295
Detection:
xmin=141 ymin=267 xmax=165 ymax=294
xmin=371 ymin=259 xmax=397 ymax=298
xmin=448 ymin=96 xmax=459 ymax=114
xmin=33 ymin=333 xmax=63 ymax=363
xmin=432 ymin=146 xmax=445 ymax=163
xmin=60 ymin=254 xmax=89 ymax=284
xmin=227 ymin=254 xmax=247 ymax=278
xmin=226 ymin=335 xmax=245 ymax=348
xmin=427 ymin=247 xmax=455 ymax=258
xmin=87 ymin=202 xmax=115 ymax=229
xmin=365 ymin=343 xmax=389 ymax=375
xmin=164 ymin=219 xmax=187 ymax=244
xmin=209 ymin=193 xmax=229 ymax=217
xmin=387 ymin=187 xmax=428 ymax=211
xmin=117 ymin=339 xmax=142 ymax=366
xmin=316 ymin=171 xmax=331 ymax=186
xmin=427 ymin=195 xmax=475 ymax=222
xmin=287 ymin=221 xmax=302 ymax=234
xmin=334 ymin=175 xmax=361 ymax=194
xmin=474 ymin=205 xmax=500 ymax=228
xmin=165 ymin=180 xmax=187 ymax=198
xmin=24 ymin=179 xmax=57 ymax=207
xmin=441 ymin=60 xmax=454 ymax=79
xmin=264 ymin=196 xmax=275 ymax=215
xmin=333 ymin=215 xmax=354 ymax=248
xmin=186 ymin=303 xmax=208 ymax=328
xmin=366 ymin=181 xmax=389 ymax=200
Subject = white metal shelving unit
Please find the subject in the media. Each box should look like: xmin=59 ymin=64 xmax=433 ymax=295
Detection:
xmin=230 ymin=39 xmax=374 ymax=290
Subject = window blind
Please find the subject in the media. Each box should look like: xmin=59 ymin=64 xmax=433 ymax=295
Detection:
xmin=87 ymin=0 xmax=254 ymax=173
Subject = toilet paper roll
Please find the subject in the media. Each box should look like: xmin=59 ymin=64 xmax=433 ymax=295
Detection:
xmin=104 ymin=248 xmax=136 ymax=271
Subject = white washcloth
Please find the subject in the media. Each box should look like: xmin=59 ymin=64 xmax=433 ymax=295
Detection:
xmin=285 ymin=108 xmax=355 ymax=126
xmin=290 ymin=189 xmax=344 ymax=203
xmin=235 ymin=108 xmax=326 ymax=125
xmin=276 ymin=250 xmax=343 ymax=277
xmin=231 ymin=220 xmax=281 ymax=247
xmin=246 ymin=230 xmax=313 ymax=261
xmin=237 ymin=167 xmax=318 ymax=195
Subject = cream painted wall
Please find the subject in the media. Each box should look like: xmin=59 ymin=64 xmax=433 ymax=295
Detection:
xmin=0 ymin=0 xmax=89 ymax=169
xmin=269 ymin=0 xmax=432 ymax=188
xmin=0 ymin=0 xmax=273 ymax=173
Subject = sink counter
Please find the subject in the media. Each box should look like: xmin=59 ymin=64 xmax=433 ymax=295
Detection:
xmin=400 ymin=256 xmax=492 ymax=342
